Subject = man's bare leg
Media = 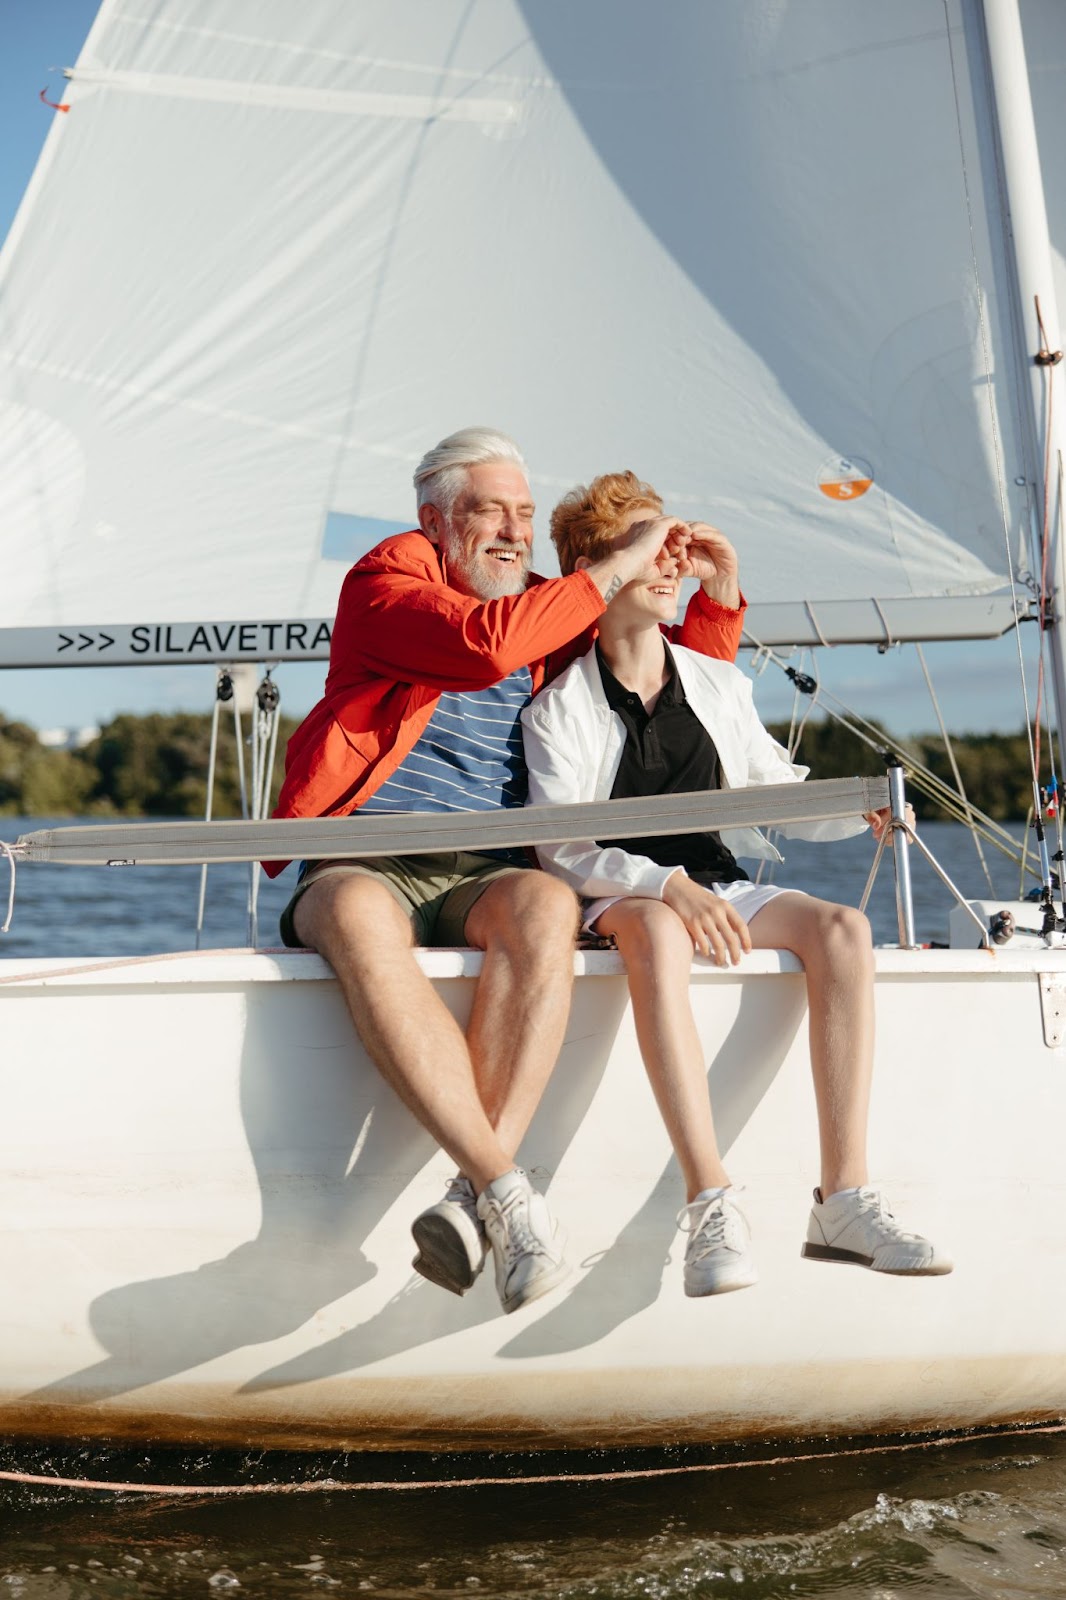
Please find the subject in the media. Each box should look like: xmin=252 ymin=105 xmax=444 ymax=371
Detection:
xmin=745 ymin=891 xmax=874 ymax=1197
xmin=293 ymin=875 xmax=514 ymax=1193
xmin=295 ymin=867 xmax=579 ymax=1307
xmin=593 ymin=898 xmax=730 ymax=1201
xmin=461 ymin=870 xmax=581 ymax=1158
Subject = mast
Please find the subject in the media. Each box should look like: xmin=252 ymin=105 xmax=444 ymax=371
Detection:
xmin=981 ymin=0 xmax=1066 ymax=758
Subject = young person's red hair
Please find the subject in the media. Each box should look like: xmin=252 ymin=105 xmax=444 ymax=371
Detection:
xmin=550 ymin=471 xmax=662 ymax=575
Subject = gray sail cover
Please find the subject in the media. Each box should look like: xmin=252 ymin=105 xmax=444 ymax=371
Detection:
xmin=0 ymin=1 xmax=1037 ymax=643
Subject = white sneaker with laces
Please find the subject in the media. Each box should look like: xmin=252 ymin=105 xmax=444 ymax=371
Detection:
xmin=411 ymin=1174 xmax=488 ymax=1295
xmin=802 ymin=1186 xmax=953 ymax=1275
xmin=678 ymin=1188 xmax=758 ymax=1296
xmin=476 ymin=1168 xmax=570 ymax=1314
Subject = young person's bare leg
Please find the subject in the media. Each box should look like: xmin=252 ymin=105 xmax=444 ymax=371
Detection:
xmin=593 ymin=897 xmax=730 ymax=1200
xmin=744 ymin=889 xmax=950 ymax=1274
xmin=743 ymin=891 xmax=873 ymax=1197
xmin=594 ymin=896 xmax=755 ymax=1296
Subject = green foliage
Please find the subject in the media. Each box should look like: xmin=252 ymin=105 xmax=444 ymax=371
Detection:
xmin=0 ymin=710 xmax=299 ymax=818
xmin=0 ymin=706 xmax=1051 ymax=823
xmin=0 ymin=716 xmax=38 ymax=810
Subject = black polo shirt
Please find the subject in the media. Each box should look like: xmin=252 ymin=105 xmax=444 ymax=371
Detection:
xmin=595 ymin=643 xmax=748 ymax=884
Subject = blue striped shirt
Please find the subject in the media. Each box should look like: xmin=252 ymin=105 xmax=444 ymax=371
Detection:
xmin=361 ymin=667 xmax=533 ymax=861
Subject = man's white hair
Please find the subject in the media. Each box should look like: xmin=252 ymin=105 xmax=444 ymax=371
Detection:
xmin=413 ymin=427 xmax=528 ymax=519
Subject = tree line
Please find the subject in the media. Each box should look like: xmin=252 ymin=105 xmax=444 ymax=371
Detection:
xmin=0 ymin=708 xmax=1048 ymax=822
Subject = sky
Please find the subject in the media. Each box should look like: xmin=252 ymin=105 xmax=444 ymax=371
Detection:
xmin=0 ymin=1 xmax=1047 ymax=741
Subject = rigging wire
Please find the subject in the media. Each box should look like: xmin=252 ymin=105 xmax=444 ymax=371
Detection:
xmin=914 ymin=643 xmax=995 ymax=895
xmin=743 ymin=634 xmax=1036 ymax=881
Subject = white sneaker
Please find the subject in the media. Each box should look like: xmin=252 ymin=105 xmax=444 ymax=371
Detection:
xmin=476 ymin=1168 xmax=570 ymax=1314
xmin=411 ymin=1175 xmax=488 ymax=1295
xmin=677 ymin=1189 xmax=758 ymax=1296
xmin=802 ymin=1186 xmax=953 ymax=1276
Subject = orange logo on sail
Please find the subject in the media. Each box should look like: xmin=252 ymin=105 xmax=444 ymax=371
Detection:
xmin=818 ymin=456 xmax=874 ymax=501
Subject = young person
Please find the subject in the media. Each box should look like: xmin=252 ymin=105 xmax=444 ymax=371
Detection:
xmin=521 ymin=471 xmax=951 ymax=1296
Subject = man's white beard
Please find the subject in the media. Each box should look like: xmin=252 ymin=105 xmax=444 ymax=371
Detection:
xmin=442 ymin=533 xmax=531 ymax=600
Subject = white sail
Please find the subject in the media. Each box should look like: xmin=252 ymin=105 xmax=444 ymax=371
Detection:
xmin=0 ymin=1 xmax=1040 ymax=660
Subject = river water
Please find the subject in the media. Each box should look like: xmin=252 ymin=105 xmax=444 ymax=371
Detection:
xmin=0 ymin=817 xmax=1038 ymax=957
xmin=0 ymin=816 xmax=1061 ymax=1597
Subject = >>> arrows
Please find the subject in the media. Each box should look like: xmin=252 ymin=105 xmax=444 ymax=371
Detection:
xmin=57 ymin=631 xmax=116 ymax=654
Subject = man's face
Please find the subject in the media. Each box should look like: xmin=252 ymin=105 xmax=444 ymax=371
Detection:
xmin=437 ymin=461 xmax=535 ymax=600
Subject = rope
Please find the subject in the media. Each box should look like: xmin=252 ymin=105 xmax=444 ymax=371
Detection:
xmin=0 ymin=839 xmax=16 ymax=934
xmin=802 ymin=601 xmax=832 ymax=650
xmin=871 ymin=599 xmax=895 ymax=650
xmin=196 ymin=682 xmax=226 ymax=951
xmin=2 ymin=1420 xmax=1064 ymax=1499
xmin=248 ymin=674 xmax=282 ymax=948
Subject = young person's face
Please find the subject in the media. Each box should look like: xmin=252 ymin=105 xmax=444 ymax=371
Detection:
xmin=605 ymin=505 xmax=681 ymax=624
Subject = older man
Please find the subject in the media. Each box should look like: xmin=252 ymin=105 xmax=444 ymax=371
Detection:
xmin=267 ymin=427 xmax=745 ymax=1313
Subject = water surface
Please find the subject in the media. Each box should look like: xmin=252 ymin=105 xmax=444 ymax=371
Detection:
xmin=0 ymin=817 xmax=1057 ymax=1596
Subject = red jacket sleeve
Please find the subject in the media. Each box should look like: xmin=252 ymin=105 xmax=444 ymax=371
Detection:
xmin=670 ymin=585 xmax=747 ymax=659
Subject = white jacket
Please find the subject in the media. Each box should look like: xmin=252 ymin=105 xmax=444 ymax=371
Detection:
xmin=521 ymin=642 xmax=868 ymax=901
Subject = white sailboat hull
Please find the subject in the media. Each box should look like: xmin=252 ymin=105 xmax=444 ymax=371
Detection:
xmin=1 ymin=947 xmax=1063 ymax=1452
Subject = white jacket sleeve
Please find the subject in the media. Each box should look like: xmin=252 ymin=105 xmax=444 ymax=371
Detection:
xmin=732 ymin=677 xmax=868 ymax=842
xmin=521 ymin=700 xmax=681 ymax=900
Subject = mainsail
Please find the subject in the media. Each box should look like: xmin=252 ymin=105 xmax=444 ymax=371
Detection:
xmin=0 ymin=0 xmax=1048 ymax=665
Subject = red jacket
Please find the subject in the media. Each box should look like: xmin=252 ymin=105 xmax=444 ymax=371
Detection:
xmin=265 ymin=531 xmax=745 ymax=875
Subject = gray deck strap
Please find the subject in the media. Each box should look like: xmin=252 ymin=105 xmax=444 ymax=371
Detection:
xmin=13 ymin=777 xmax=889 ymax=867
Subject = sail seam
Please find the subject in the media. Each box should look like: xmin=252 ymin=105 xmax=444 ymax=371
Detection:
xmin=67 ymin=68 xmax=521 ymax=123
xmin=106 ymin=11 xmax=555 ymax=89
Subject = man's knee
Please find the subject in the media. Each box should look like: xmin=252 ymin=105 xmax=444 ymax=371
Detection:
xmin=471 ymin=870 xmax=580 ymax=957
xmin=293 ymin=872 xmax=413 ymax=958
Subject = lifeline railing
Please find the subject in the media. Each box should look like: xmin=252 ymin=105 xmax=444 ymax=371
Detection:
xmin=6 ymin=777 xmax=887 ymax=867
xmin=0 ymin=773 xmax=995 ymax=949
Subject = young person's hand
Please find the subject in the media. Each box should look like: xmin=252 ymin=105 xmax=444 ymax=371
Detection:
xmin=677 ymin=522 xmax=740 ymax=610
xmin=661 ymin=872 xmax=752 ymax=965
xmin=864 ymin=804 xmax=916 ymax=842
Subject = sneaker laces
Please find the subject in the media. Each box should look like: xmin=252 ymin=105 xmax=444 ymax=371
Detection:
xmin=491 ymin=1189 xmax=545 ymax=1265
xmin=848 ymin=1186 xmax=925 ymax=1244
xmin=442 ymin=1174 xmax=479 ymax=1224
xmin=677 ymin=1192 xmax=743 ymax=1262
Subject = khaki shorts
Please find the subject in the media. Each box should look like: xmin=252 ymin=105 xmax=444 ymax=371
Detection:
xmin=279 ymin=850 xmax=532 ymax=949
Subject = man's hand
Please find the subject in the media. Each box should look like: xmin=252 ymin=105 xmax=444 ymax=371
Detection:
xmin=678 ymin=522 xmax=740 ymax=610
xmin=584 ymin=515 xmax=689 ymax=602
xmin=864 ymin=804 xmax=916 ymax=842
xmin=661 ymin=872 xmax=752 ymax=965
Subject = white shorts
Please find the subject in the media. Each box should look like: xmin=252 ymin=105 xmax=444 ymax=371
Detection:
xmin=582 ymin=878 xmax=803 ymax=935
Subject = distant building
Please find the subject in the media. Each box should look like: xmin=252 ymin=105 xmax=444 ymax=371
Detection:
xmin=36 ymin=726 xmax=100 ymax=752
